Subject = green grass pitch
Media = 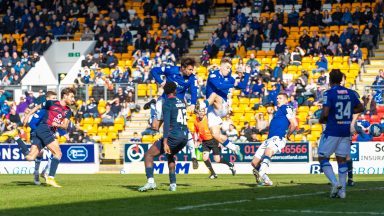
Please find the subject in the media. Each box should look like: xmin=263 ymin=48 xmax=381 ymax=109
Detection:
xmin=1 ymin=174 xmax=383 ymax=216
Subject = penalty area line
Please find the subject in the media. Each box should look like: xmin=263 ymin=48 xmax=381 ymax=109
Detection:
xmin=174 ymin=200 xmax=250 ymax=210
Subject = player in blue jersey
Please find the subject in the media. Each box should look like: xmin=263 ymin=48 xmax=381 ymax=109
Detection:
xmin=139 ymin=82 xmax=189 ymax=192
xmin=318 ymin=69 xmax=363 ymax=198
xmin=149 ymin=57 xmax=199 ymax=169
xmin=251 ymin=93 xmax=298 ymax=186
xmin=198 ymin=58 xmax=251 ymax=161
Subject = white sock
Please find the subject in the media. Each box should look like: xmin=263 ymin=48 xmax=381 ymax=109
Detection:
xmin=321 ymin=161 xmax=338 ymax=186
xmin=225 ymin=142 xmax=238 ymax=152
xmin=14 ymin=136 xmax=20 ymax=140
xmin=338 ymin=163 xmax=348 ymax=190
xmin=259 ymin=156 xmax=271 ymax=178
xmin=148 ymin=177 xmax=155 ymax=184
xmin=187 ymin=140 xmax=196 ymax=159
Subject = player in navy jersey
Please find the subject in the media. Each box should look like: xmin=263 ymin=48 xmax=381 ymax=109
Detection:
xmin=149 ymin=57 xmax=199 ymax=169
xmin=198 ymin=58 xmax=251 ymax=161
xmin=318 ymin=69 xmax=363 ymax=198
xmin=21 ymin=88 xmax=76 ymax=188
xmin=251 ymin=93 xmax=298 ymax=186
xmin=139 ymin=82 xmax=189 ymax=192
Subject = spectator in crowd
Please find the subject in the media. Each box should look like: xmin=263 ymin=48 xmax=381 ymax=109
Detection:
xmin=373 ymin=69 xmax=384 ymax=86
xmin=362 ymin=92 xmax=377 ymax=115
xmin=226 ymin=124 xmax=239 ymax=142
xmin=101 ymin=104 xmax=115 ymax=126
xmin=313 ymin=53 xmax=328 ymax=73
xmin=255 ymin=113 xmax=268 ymax=135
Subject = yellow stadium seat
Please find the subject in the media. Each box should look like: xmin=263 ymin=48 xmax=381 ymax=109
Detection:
xmin=294 ymin=134 xmax=303 ymax=142
xmin=232 ymin=89 xmax=241 ymax=96
xmin=298 ymin=106 xmax=309 ymax=113
xmin=311 ymin=124 xmax=322 ymax=132
xmin=239 ymin=98 xmax=250 ymax=105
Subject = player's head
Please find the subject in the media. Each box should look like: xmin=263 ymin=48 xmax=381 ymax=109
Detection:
xmin=220 ymin=57 xmax=232 ymax=76
xmin=329 ymin=69 xmax=343 ymax=86
xmin=180 ymin=57 xmax=196 ymax=76
xmin=164 ymin=82 xmax=177 ymax=96
xmin=61 ymin=87 xmax=76 ymax=105
xmin=46 ymin=91 xmax=57 ymax=100
xmin=277 ymin=93 xmax=289 ymax=107
xmin=197 ymin=105 xmax=206 ymax=119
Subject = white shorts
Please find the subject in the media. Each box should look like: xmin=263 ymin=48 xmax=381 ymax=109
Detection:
xmin=154 ymin=97 xmax=164 ymax=121
xmin=318 ymin=135 xmax=351 ymax=158
xmin=216 ymin=100 xmax=229 ymax=117
xmin=207 ymin=105 xmax=223 ymax=128
xmin=254 ymin=136 xmax=287 ymax=159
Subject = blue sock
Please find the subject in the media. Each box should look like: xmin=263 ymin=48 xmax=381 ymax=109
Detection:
xmin=320 ymin=159 xmax=338 ymax=186
xmin=145 ymin=167 xmax=154 ymax=179
xmin=204 ymin=100 xmax=209 ymax=108
xmin=338 ymin=162 xmax=348 ymax=189
xmin=35 ymin=156 xmax=42 ymax=173
xmin=169 ymin=172 xmax=176 ymax=184
xmin=48 ymin=156 xmax=60 ymax=178
xmin=16 ymin=138 xmax=30 ymax=156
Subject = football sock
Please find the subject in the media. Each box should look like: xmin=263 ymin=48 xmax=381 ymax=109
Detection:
xmin=145 ymin=167 xmax=154 ymax=180
xmin=347 ymin=159 xmax=353 ymax=180
xmin=204 ymin=100 xmax=209 ymax=108
xmin=320 ymin=159 xmax=338 ymax=186
xmin=48 ymin=156 xmax=60 ymax=178
xmin=43 ymin=155 xmax=52 ymax=174
xmin=219 ymin=158 xmax=232 ymax=167
xmin=338 ymin=162 xmax=348 ymax=189
xmin=223 ymin=139 xmax=237 ymax=152
xmin=35 ymin=156 xmax=42 ymax=173
xmin=187 ymin=133 xmax=196 ymax=159
xmin=169 ymin=171 xmax=176 ymax=184
xmin=259 ymin=156 xmax=271 ymax=178
xmin=204 ymin=160 xmax=215 ymax=175
xmin=15 ymin=138 xmax=30 ymax=156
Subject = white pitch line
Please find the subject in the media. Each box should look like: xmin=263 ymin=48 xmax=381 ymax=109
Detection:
xmin=175 ymin=200 xmax=250 ymax=210
xmin=199 ymin=208 xmax=384 ymax=215
xmin=175 ymin=186 xmax=384 ymax=211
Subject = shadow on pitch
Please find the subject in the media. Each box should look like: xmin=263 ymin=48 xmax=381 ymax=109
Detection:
xmin=3 ymin=181 xmax=37 ymax=186
xmin=1 ymin=180 xmax=384 ymax=216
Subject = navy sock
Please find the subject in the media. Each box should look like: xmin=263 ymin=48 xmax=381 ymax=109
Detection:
xmin=219 ymin=158 xmax=232 ymax=167
xmin=145 ymin=167 xmax=154 ymax=179
xmin=169 ymin=172 xmax=176 ymax=184
xmin=223 ymin=139 xmax=230 ymax=147
xmin=16 ymin=139 xmax=30 ymax=156
xmin=204 ymin=100 xmax=209 ymax=108
xmin=347 ymin=160 xmax=353 ymax=180
xmin=48 ymin=157 xmax=60 ymax=177
xmin=204 ymin=160 xmax=215 ymax=175
xmin=35 ymin=156 xmax=42 ymax=172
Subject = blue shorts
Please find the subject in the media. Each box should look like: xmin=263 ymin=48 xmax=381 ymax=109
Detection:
xmin=30 ymin=131 xmax=43 ymax=150
xmin=155 ymin=136 xmax=188 ymax=157
xmin=35 ymin=124 xmax=56 ymax=147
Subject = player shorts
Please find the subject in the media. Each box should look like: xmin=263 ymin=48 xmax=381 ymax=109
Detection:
xmin=207 ymin=105 xmax=223 ymax=128
xmin=202 ymin=139 xmax=221 ymax=155
xmin=153 ymin=97 xmax=164 ymax=121
xmin=254 ymin=136 xmax=287 ymax=159
xmin=318 ymin=135 xmax=351 ymax=158
xmin=155 ymin=135 xmax=188 ymax=156
xmin=30 ymin=131 xmax=43 ymax=150
xmin=35 ymin=124 xmax=56 ymax=147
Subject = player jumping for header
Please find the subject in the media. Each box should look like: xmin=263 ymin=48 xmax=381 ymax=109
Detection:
xmin=149 ymin=57 xmax=199 ymax=169
xmin=251 ymin=93 xmax=298 ymax=186
xmin=318 ymin=69 xmax=363 ymax=198
xmin=139 ymin=82 xmax=190 ymax=192
xmin=198 ymin=57 xmax=251 ymax=161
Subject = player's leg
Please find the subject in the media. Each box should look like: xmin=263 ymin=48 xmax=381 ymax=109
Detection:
xmin=25 ymin=145 xmax=40 ymax=161
xmin=199 ymin=92 xmax=221 ymax=110
xmin=138 ymin=139 xmax=162 ymax=192
xmin=202 ymin=142 xmax=216 ymax=179
xmin=211 ymin=140 xmax=235 ymax=176
xmin=346 ymin=154 xmax=354 ymax=186
xmin=45 ymin=140 xmax=62 ymax=188
xmin=151 ymin=98 xmax=164 ymax=132
xmin=210 ymin=124 xmax=243 ymax=161
xmin=251 ymin=141 xmax=267 ymax=184
xmin=167 ymin=155 xmax=177 ymax=191
xmin=318 ymin=135 xmax=340 ymax=197
xmin=33 ymin=149 xmax=44 ymax=185
xmin=334 ymin=137 xmax=352 ymax=198
xmin=187 ymin=132 xmax=198 ymax=169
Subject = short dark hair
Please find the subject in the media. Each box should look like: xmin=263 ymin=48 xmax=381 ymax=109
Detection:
xmin=221 ymin=57 xmax=232 ymax=65
xmin=46 ymin=91 xmax=57 ymax=98
xmin=278 ymin=92 xmax=289 ymax=99
xmin=180 ymin=57 xmax=196 ymax=68
xmin=61 ymin=87 xmax=76 ymax=98
xmin=329 ymin=69 xmax=343 ymax=85
xmin=164 ymin=82 xmax=177 ymax=95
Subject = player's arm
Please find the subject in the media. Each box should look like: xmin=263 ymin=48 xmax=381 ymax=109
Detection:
xmin=352 ymin=90 xmax=364 ymax=114
xmin=189 ymin=76 xmax=198 ymax=106
xmin=23 ymin=104 xmax=43 ymax=126
xmin=286 ymin=107 xmax=298 ymax=139
xmin=150 ymin=66 xmax=166 ymax=85
xmin=319 ymin=91 xmax=330 ymax=124
xmin=162 ymin=101 xmax=171 ymax=154
xmin=208 ymin=71 xmax=235 ymax=91
xmin=234 ymin=65 xmax=251 ymax=90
